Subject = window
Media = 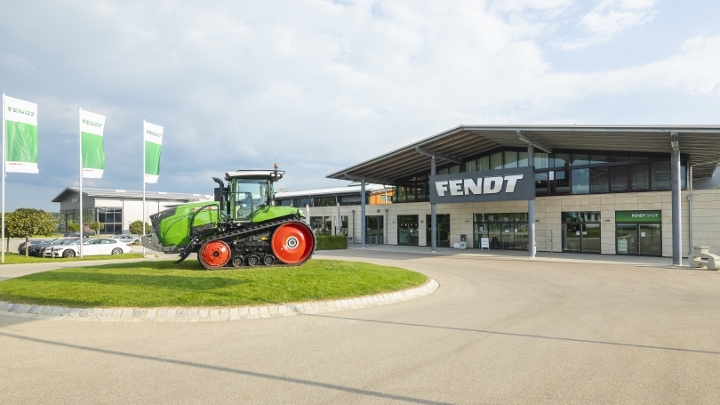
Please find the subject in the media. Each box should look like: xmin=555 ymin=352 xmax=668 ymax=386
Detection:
xmin=571 ymin=168 xmax=589 ymax=194
xmin=589 ymin=167 xmax=609 ymax=193
xmin=490 ymin=152 xmax=503 ymax=170
xmin=534 ymin=152 xmax=549 ymax=169
xmin=504 ymin=151 xmax=518 ymax=168
xmin=535 ymin=173 xmax=549 ymax=196
xmin=554 ymin=171 xmax=570 ymax=194
xmin=652 ymin=161 xmax=671 ymax=190
xmin=610 ymin=166 xmax=628 ymax=192
xmin=95 ymin=207 xmax=122 ymax=235
xmin=553 ymin=153 xmax=571 ymax=168
xmin=478 ymin=156 xmax=490 ymax=171
xmin=631 ymin=164 xmax=650 ymax=191
xmin=465 ymin=159 xmax=476 ymax=172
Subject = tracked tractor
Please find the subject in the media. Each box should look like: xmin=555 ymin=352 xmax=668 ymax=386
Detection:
xmin=141 ymin=166 xmax=315 ymax=270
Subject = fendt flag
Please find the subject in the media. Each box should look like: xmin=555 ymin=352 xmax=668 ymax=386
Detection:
xmin=3 ymin=95 xmax=39 ymax=174
xmin=143 ymin=121 xmax=163 ymax=183
xmin=79 ymin=109 xmax=106 ymax=178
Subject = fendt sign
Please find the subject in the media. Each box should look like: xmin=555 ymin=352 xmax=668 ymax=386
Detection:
xmin=429 ymin=166 xmax=535 ymax=204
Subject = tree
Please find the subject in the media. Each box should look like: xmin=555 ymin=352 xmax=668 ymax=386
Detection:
xmin=88 ymin=222 xmax=105 ymax=235
xmin=67 ymin=223 xmax=80 ymax=232
xmin=130 ymin=220 xmax=152 ymax=235
xmin=5 ymin=208 xmax=56 ymax=257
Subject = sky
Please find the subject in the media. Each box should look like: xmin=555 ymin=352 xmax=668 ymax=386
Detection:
xmin=2 ymin=0 xmax=720 ymax=211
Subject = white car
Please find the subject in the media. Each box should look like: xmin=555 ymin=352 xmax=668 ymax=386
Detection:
xmin=44 ymin=238 xmax=133 ymax=258
xmin=110 ymin=234 xmax=140 ymax=244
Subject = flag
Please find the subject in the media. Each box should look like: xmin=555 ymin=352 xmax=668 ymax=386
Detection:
xmin=144 ymin=121 xmax=163 ymax=183
xmin=79 ymin=109 xmax=106 ymax=178
xmin=4 ymin=95 xmax=39 ymax=174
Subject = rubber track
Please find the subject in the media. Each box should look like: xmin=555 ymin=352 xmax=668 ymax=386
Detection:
xmin=175 ymin=217 xmax=309 ymax=266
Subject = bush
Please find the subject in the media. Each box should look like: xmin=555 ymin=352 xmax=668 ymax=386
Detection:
xmin=130 ymin=220 xmax=152 ymax=235
xmin=316 ymin=235 xmax=347 ymax=250
xmin=67 ymin=223 xmax=80 ymax=232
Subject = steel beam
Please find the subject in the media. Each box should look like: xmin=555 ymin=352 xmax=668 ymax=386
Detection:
xmin=414 ymin=146 xmax=462 ymax=164
xmin=517 ymin=131 xmax=553 ymax=153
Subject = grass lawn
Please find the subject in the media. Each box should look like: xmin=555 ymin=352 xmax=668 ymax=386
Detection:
xmin=0 ymin=252 xmax=145 ymax=265
xmin=0 ymin=259 xmax=428 ymax=308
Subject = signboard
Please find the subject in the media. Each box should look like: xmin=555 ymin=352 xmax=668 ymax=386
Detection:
xmin=429 ymin=166 xmax=535 ymax=204
xmin=480 ymin=238 xmax=489 ymax=250
xmin=618 ymin=239 xmax=628 ymax=253
xmin=615 ymin=210 xmax=661 ymax=223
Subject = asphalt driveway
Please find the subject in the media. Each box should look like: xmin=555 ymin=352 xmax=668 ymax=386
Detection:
xmin=1 ymin=250 xmax=718 ymax=404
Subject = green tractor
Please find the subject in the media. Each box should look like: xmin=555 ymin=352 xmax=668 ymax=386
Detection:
xmin=141 ymin=166 xmax=315 ymax=269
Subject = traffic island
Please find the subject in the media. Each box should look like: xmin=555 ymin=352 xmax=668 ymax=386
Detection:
xmin=0 ymin=259 xmax=436 ymax=321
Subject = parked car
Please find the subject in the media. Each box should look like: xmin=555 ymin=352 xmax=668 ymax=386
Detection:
xmin=64 ymin=231 xmax=95 ymax=238
xmin=110 ymin=234 xmax=139 ymax=244
xmin=28 ymin=238 xmax=68 ymax=257
xmin=45 ymin=238 xmax=132 ymax=258
xmin=18 ymin=239 xmax=43 ymax=254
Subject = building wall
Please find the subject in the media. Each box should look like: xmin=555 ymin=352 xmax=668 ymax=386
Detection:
xmin=302 ymin=188 xmax=720 ymax=256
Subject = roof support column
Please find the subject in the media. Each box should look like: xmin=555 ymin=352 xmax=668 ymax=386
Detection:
xmin=527 ymin=144 xmax=536 ymax=258
xmin=430 ymin=156 xmax=437 ymax=253
xmin=671 ymin=132 xmax=682 ymax=265
xmin=361 ymin=180 xmax=366 ymax=249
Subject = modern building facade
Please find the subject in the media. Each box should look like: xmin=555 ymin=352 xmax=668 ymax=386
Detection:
xmin=319 ymin=125 xmax=720 ymax=259
xmin=52 ymin=188 xmax=212 ymax=234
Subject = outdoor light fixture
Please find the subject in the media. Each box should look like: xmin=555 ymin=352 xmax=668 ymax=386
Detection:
xmin=670 ymin=132 xmax=680 ymax=149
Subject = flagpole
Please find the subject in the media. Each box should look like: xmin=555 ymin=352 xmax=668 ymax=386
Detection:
xmin=1 ymin=94 xmax=6 ymax=263
xmin=78 ymin=107 xmax=83 ymax=257
xmin=142 ymin=120 xmax=146 ymax=257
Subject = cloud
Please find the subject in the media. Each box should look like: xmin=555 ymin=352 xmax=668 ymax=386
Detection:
xmin=552 ymin=0 xmax=658 ymax=50
xmin=0 ymin=0 xmax=718 ymax=210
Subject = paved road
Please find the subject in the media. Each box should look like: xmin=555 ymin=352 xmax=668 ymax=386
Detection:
xmin=1 ymin=250 xmax=719 ymax=404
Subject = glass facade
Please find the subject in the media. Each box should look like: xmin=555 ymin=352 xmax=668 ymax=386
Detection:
xmin=391 ymin=148 xmax=688 ymax=203
xmin=397 ymin=215 xmax=419 ymax=246
xmin=473 ymin=213 xmax=529 ymax=250
xmin=425 ymin=214 xmax=450 ymax=247
xmin=562 ymin=211 xmax=601 ymax=253
xmin=96 ymin=207 xmax=123 ymax=235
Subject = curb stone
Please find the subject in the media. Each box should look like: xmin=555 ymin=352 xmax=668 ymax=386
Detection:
xmin=0 ymin=279 xmax=439 ymax=323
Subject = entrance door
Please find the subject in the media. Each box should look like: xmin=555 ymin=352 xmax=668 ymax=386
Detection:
xmin=639 ymin=224 xmax=661 ymax=256
xmin=563 ymin=223 xmax=583 ymax=252
xmin=365 ymin=215 xmax=384 ymax=244
xmin=501 ymin=223 xmax=514 ymax=249
xmin=397 ymin=215 xmax=419 ymax=246
xmin=616 ymin=224 xmax=638 ymax=255
xmin=515 ymin=223 xmax=529 ymax=251
xmin=426 ymin=214 xmax=450 ymax=247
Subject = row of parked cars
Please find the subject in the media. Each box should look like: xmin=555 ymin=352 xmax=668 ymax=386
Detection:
xmin=18 ymin=235 xmax=139 ymax=258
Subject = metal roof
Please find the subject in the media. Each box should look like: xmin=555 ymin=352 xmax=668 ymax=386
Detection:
xmin=52 ymin=187 xmax=213 ymax=203
xmin=326 ymin=125 xmax=720 ymax=183
xmin=275 ymin=184 xmax=388 ymax=199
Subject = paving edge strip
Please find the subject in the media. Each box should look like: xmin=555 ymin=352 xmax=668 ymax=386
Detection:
xmin=0 ymin=279 xmax=439 ymax=323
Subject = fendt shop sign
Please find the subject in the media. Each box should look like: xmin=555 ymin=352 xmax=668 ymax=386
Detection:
xmin=430 ymin=166 xmax=535 ymax=204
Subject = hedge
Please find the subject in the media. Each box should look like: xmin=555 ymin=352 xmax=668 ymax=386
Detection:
xmin=316 ymin=235 xmax=347 ymax=250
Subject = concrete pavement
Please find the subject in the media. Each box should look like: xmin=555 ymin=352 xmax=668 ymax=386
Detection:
xmin=2 ymin=249 xmax=719 ymax=404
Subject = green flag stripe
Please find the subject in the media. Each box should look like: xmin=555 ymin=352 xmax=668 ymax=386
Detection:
xmin=6 ymin=121 xmax=39 ymax=163
xmin=145 ymin=141 xmax=161 ymax=176
xmin=81 ymin=132 xmax=105 ymax=170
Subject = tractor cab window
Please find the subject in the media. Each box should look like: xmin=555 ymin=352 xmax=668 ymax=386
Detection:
xmin=232 ymin=180 xmax=271 ymax=220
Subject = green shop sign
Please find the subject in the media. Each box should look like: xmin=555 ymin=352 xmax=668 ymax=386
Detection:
xmin=615 ymin=210 xmax=661 ymax=223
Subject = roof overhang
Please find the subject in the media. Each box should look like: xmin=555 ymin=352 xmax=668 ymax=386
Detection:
xmin=326 ymin=125 xmax=720 ymax=183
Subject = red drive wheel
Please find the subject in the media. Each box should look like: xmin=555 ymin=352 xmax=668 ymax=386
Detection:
xmin=198 ymin=240 xmax=231 ymax=269
xmin=271 ymin=222 xmax=315 ymax=264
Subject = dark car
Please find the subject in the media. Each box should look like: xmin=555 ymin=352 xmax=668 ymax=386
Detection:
xmin=28 ymin=238 xmax=77 ymax=257
xmin=18 ymin=239 xmax=43 ymax=254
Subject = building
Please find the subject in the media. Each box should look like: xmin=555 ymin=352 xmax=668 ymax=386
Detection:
xmin=52 ymin=187 xmax=213 ymax=234
xmin=315 ymin=125 xmax=720 ymax=260
xmin=275 ymin=183 xmax=391 ymax=236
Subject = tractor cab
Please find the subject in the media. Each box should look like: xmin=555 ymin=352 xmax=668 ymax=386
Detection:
xmin=214 ymin=168 xmax=284 ymax=222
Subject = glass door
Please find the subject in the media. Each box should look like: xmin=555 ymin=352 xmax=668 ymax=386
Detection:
xmin=397 ymin=215 xmax=418 ymax=246
xmin=639 ymin=224 xmax=661 ymax=256
xmin=426 ymin=214 xmax=450 ymax=247
xmin=501 ymin=223 xmax=514 ymax=249
xmin=563 ymin=223 xmax=583 ymax=252
xmin=583 ymin=223 xmax=601 ymax=253
xmin=616 ymin=224 xmax=638 ymax=255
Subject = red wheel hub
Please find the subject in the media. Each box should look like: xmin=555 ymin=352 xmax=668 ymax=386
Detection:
xmin=199 ymin=240 xmax=231 ymax=269
xmin=271 ymin=222 xmax=314 ymax=264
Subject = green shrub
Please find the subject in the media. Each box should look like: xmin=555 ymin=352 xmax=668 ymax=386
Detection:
xmin=316 ymin=235 xmax=347 ymax=250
